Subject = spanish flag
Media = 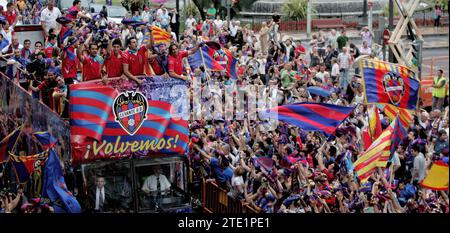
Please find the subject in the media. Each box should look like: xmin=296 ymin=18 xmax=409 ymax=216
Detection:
xmin=420 ymin=162 xmax=449 ymax=191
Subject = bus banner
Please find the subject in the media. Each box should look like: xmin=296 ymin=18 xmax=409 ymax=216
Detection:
xmin=70 ymin=76 xmax=189 ymax=164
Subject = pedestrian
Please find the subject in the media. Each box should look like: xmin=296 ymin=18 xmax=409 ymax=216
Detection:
xmin=432 ymin=69 xmax=447 ymax=111
xmin=434 ymin=5 xmax=442 ymax=29
xmin=360 ymin=26 xmax=373 ymax=47
xmin=338 ymin=47 xmax=351 ymax=94
xmin=337 ymin=29 xmax=349 ymax=52
xmin=259 ymin=22 xmax=269 ymax=53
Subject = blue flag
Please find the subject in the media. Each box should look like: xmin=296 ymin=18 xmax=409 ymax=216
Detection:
xmin=42 ymin=149 xmax=81 ymax=213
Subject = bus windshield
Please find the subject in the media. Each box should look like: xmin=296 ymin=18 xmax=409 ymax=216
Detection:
xmin=82 ymin=161 xmax=133 ymax=213
xmin=81 ymin=156 xmax=189 ymax=213
xmin=134 ymin=157 xmax=188 ymax=212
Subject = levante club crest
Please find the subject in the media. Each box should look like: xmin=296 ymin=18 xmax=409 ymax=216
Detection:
xmin=113 ymin=91 xmax=148 ymax=135
xmin=382 ymin=72 xmax=405 ymax=106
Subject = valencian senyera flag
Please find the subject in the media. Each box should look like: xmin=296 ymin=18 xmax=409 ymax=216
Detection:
xmin=143 ymin=25 xmax=172 ymax=46
xmin=264 ymin=102 xmax=355 ymax=135
xmin=360 ymin=59 xmax=420 ymax=110
xmin=354 ymin=119 xmax=395 ymax=183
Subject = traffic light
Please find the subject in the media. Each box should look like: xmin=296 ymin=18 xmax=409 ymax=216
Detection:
xmin=411 ymin=41 xmax=419 ymax=67
xmin=411 ymin=40 xmax=419 ymax=61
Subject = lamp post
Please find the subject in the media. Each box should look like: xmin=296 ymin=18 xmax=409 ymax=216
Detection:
xmin=368 ymin=0 xmax=373 ymax=31
xmin=388 ymin=0 xmax=394 ymax=62
xmin=307 ymin=0 xmax=311 ymax=39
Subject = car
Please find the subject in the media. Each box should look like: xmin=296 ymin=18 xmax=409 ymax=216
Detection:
xmin=90 ymin=3 xmax=128 ymax=25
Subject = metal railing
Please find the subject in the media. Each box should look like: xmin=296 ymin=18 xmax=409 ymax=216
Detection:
xmin=201 ymin=178 xmax=260 ymax=213
xmin=237 ymin=11 xmax=448 ymax=32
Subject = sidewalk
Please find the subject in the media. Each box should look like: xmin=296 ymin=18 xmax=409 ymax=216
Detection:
xmin=278 ymin=26 xmax=449 ymax=48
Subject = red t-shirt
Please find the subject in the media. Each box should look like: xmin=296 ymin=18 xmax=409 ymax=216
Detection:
xmin=66 ymin=6 xmax=78 ymax=20
xmin=62 ymin=47 xmax=78 ymax=79
xmin=3 ymin=11 xmax=17 ymax=26
xmin=82 ymin=55 xmax=102 ymax=81
xmin=195 ymin=23 xmax=202 ymax=32
xmin=123 ymin=45 xmax=147 ymax=76
xmin=105 ymin=51 xmax=124 ymax=78
xmin=149 ymin=57 xmax=164 ymax=75
xmin=44 ymin=45 xmax=54 ymax=58
xmin=168 ymin=51 xmax=188 ymax=76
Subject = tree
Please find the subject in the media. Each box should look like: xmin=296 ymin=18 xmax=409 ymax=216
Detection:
xmin=281 ymin=0 xmax=315 ymax=21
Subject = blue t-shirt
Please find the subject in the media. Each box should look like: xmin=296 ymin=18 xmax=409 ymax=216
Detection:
xmin=211 ymin=157 xmax=233 ymax=183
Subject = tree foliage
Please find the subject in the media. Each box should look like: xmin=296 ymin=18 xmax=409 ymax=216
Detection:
xmin=281 ymin=0 xmax=315 ymax=20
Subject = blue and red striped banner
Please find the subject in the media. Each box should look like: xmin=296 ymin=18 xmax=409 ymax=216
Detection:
xmin=159 ymin=118 xmax=189 ymax=155
xmin=70 ymin=85 xmax=117 ymax=141
xmin=268 ymin=102 xmax=355 ymax=135
xmin=69 ymin=78 xmax=190 ymax=162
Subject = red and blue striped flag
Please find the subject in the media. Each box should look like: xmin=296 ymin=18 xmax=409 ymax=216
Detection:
xmin=70 ymin=84 xmax=117 ymax=141
xmin=158 ymin=118 xmax=189 ymax=155
xmin=102 ymin=100 xmax=171 ymax=143
xmin=360 ymin=59 xmax=419 ymax=110
xmin=187 ymin=46 xmax=224 ymax=72
xmin=0 ymin=126 xmax=23 ymax=163
xmin=267 ymin=103 xmax=355 ymax=135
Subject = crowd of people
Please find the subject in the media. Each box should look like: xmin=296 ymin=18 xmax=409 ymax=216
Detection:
xmin=1 ymin=0 xmax=449 ymax=213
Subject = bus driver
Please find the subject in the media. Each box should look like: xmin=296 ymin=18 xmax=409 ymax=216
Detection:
xmin=141 ymin=165 xmax=171 ymax=196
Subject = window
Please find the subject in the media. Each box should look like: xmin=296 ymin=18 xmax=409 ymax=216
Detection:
xmin=134 ymin=157 xmax=189 ymax=212
xmin=82 ymin=161 xmax=133 ymax=212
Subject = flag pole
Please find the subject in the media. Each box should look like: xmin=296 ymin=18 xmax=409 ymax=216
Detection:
xmin=388 ymin=162 xmax=394 ymax=188
xmin=10 ymin=124 xmax=25 ymax=156
xmin=196 ymin=34 xmax=210 ymax=80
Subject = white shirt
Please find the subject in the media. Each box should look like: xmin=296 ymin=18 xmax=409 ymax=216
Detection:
xmin=257 ymin=58 xmax=267 ymax=75
xmin=392 ymin=152 xmax=402 ymax=167
xmin=40 ymin=7 xmax=62 ymax=32
xmin=156 ymin=8 xmax=164 ymax=18
xmin=185 ymin=18 xmax=196 ymax=29
xmin=360 ymin=46 xmax=372 ymax=55
xmin=315 ymin=71 xmax=329 ymax=83
xmin=338 ymin=53 xmax=351 ymax=69
xmin=331 ymin=63 xmax=340 ymax=76
xmin=136 ymin=31 xmax=144 ymax=46
xmin=0 ymin=26 xmax=13 ymax=44
xmin=231 ymin=175 xmax=244 ymax=192
xmin=170 ymin=32 xmax=177 ymax=41
xmin=95 ymin=187 xmax=105 ymax=210
xmin=214 ymin=19 xmax=223 ymax=30
xmin=230 ymin=24 xmax=238 ymax=37
xmin=1 ymin=43 xmax=23 ymax=53
xmin=142 ymin=11 xmax=152 ymax=22
xmin=413 ymin=153 xmax=426 ymax=181
xmin=142 ymin=174 xmax=171 ymax=194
